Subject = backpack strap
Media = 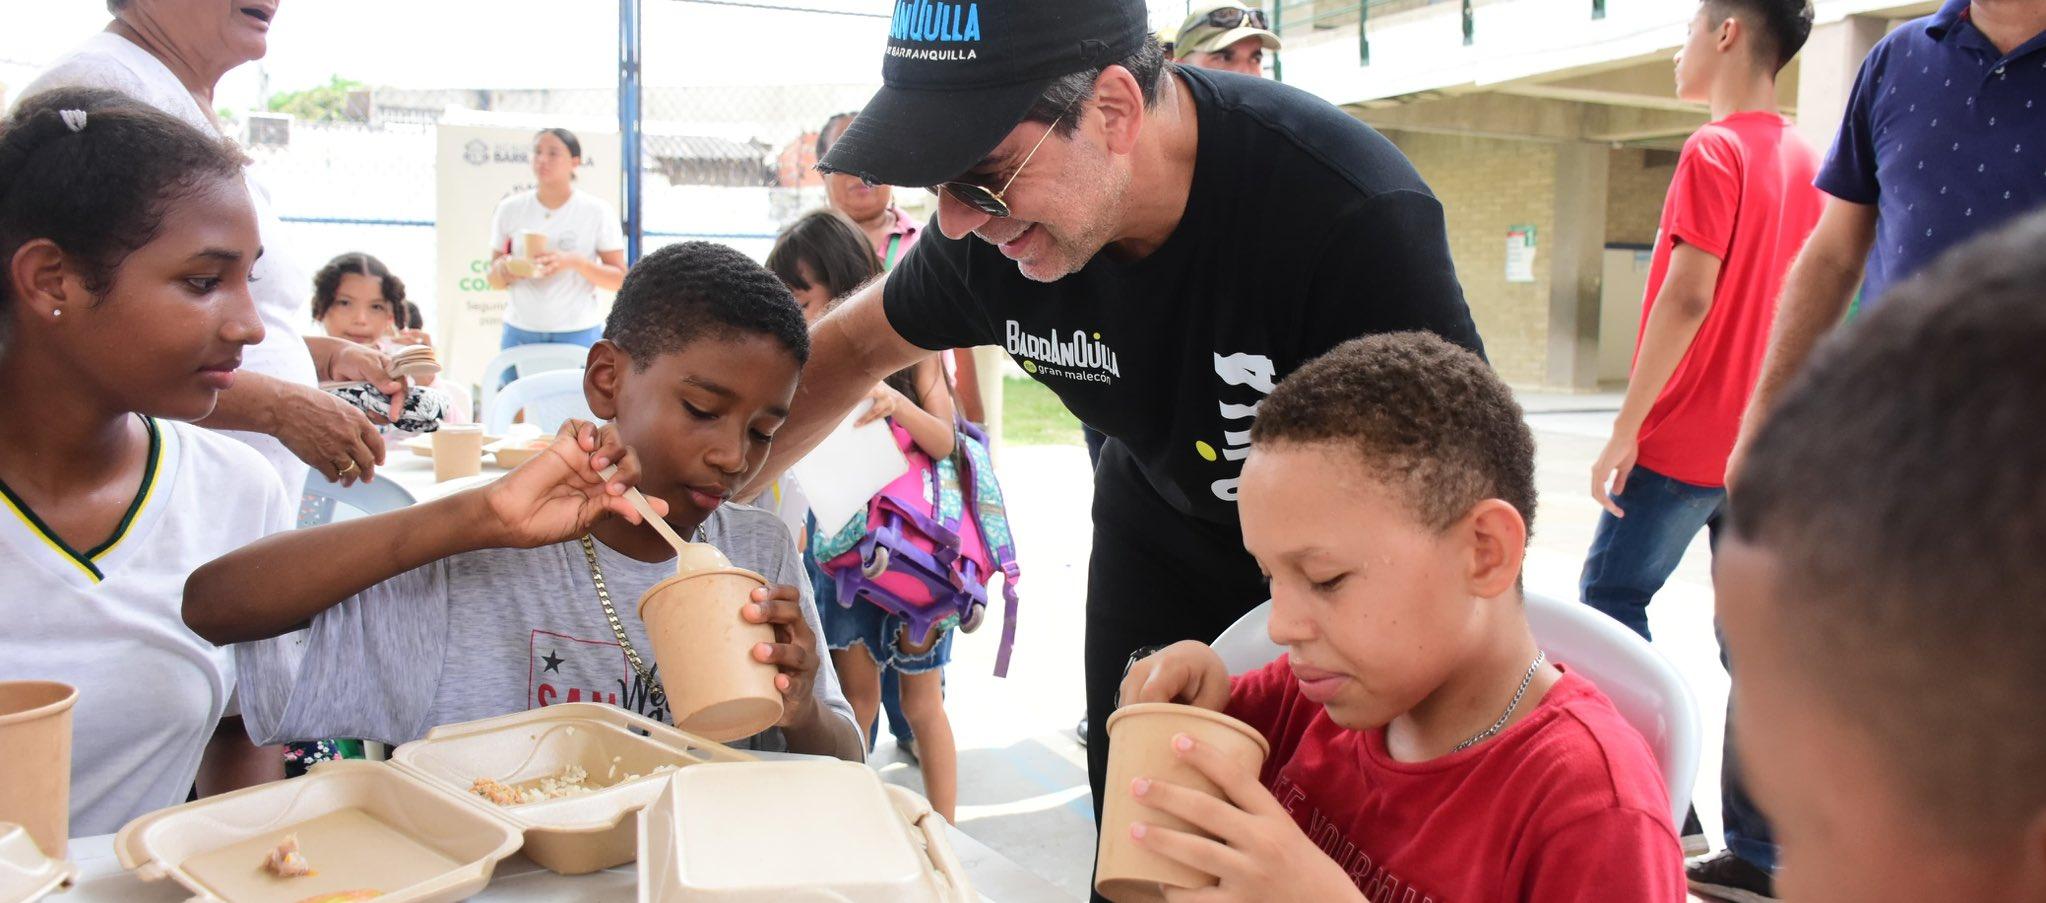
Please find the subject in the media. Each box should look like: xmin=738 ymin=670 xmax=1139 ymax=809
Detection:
xmin=949 ymin=410 xmax=1022 ymax=678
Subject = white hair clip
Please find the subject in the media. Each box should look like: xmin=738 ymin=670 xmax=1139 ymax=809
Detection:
xmin=59 ymin=110 xmax=87 ymax=133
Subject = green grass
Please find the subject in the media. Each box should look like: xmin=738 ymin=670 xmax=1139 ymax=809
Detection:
xmin=1000 ymin=375 xmax=1085 ymax=446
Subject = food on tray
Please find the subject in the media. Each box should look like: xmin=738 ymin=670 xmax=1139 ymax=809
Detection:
xmin=468 ymin=762 xmax=679 ymax=806
xmin=261 ymin=834 xmax=314 ymax=878
xmin=292 ymin=891 xmax=380 ymax=903
xmin=468 ymin=776 xmax=525 ymax=806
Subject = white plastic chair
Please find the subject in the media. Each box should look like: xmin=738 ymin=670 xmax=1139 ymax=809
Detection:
xmin=477 ymin=343 xmax=589 ymax=416
xmin=485 ymin=369 xmax=595 ymax=435
xmin=1209 ymin=592 xmax=1700 ymax=827
xmin=298 ymin=471 xmax=418 ymax=528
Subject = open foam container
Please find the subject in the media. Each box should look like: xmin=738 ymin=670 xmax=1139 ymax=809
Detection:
xmin=0 ymin=822 xmax=75 ymax=903
xmin=638 ymin=760 xmax=976 ymax=903
xmin=114 ymin=703 xmax=756 ymax=901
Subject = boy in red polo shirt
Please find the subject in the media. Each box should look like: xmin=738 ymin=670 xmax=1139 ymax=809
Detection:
xmin=1118 ymin=334 xmax=1684 ymax=901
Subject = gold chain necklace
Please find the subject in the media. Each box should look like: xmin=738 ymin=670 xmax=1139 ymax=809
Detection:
xmin=576 ymin=529 xmax=706 ymax=715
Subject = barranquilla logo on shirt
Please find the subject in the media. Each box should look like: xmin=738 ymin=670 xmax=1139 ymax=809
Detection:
xmin=1200 ymin=352 xmax=1276 ymax=503
xmin=1005 ymin=319 xmax=1120 ymax=385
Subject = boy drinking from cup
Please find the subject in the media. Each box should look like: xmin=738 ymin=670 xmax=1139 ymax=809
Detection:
xmin=1118 ymin=333 xmax=1684 ymax=900
xmin=185 ymin=243 xmax=863 ymax=760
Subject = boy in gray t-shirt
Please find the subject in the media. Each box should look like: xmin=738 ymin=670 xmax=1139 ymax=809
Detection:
xmin=187 ymin=243 xmax=864 ymax=760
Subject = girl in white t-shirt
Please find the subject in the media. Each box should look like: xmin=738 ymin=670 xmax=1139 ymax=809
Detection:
xmin=311 ymin=252 xmax=474 ymax=434
xmin=485 ymin=128 xmax=628 ymax=356
xmin=0 ymin=89 xmax=296 ymax=835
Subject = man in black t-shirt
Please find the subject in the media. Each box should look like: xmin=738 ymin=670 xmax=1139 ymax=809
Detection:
xmin=753 ymin=0 xmax=1486 ymax=829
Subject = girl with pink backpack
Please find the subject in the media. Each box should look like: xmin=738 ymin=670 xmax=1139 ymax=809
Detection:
xmin=767 ymin=210 xmax=962 ymax=821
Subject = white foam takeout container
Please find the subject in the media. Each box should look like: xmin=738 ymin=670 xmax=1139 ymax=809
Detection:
xmin=114 ymin=704 xmax=753 ymax=901
xmin=389 ymin=703 xmax=752 ymax=874
xmin=638 ymin=760 xmax=977 ymax=903
xmin=0 ymin=821 xmax=75 ymax=903
xmin=114 ymin=760 xmax=522 ymax=903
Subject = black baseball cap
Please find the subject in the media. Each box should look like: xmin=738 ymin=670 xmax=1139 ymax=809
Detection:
xmin=819 ymin=0 xmax=1151 ymax=188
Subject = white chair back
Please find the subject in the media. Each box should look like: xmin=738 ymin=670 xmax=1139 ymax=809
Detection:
xmin=1208 ymin=592 xmax=1700 ymax=827
xmin=298 ymin=473 xmax=418 ymax=528
xmin=478 ymin=343 xmax=589 ymax=416
xmin=486 ymin=369 xmax=595 ymax=435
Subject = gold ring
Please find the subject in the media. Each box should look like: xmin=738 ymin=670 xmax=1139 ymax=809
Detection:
xmin=335 ymin=460 xmax=359 ymax=477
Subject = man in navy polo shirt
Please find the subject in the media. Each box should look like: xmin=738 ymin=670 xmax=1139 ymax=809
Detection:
xmin=1739 ymin=0 xmax=2046 ymax=443
xmin=1707 ymin=0 xmax=2045 ymax=899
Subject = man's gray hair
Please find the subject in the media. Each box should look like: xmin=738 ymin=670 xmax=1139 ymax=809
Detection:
xmin=1020 ymin=37 xmax=1171 ymax=137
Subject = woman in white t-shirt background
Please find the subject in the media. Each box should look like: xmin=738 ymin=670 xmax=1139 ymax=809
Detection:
xmin=0 ymin=89 xmax=297 ymax=836
xmin=485 ymin=128 xmax=628 ymax=356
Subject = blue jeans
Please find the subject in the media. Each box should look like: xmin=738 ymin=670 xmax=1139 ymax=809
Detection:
xmin=1576 ymin=464 xmax=1776 ymax=870
xmin=498 ymin=323 xmax=603 ymax=387
xmin=1579 ymin=465 xmax=1725 ymax=640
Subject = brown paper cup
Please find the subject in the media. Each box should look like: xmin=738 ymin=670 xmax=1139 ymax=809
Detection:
xmin=433 ymin=425 xmax=484 ymax=482
xmin=520 ymin=230 xmax=549 ymax=260
xmin=637 ymin=568 xmax=782 ymax=742
xmin=0 ymin=681 xmax=77 ymax=860
xmin=1095 ymin=703 xmax=1271 ymax=902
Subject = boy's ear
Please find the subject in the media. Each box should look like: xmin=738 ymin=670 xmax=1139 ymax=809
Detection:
xmin=583 ymin=339 xmax=622 ymax=421
xmin=1716 ymin=14 xmax=1742 ymax=54
xmin=1461 ymin=498 xmax=1528 ymax=599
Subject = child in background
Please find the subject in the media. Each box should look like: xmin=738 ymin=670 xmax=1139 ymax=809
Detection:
xmin=1717 ymin=211 xmax=2046 ymax=903
xmin=189 ymin=242 xmax=864 ymax=761
xmin=1120 ymin=333 xmax=1684 ymax=900
xmin=767 ymin=209 xmax=961 ymax=821
xmin=0 ymin=88 xmax=294 ymax=832
xmin=1578 ymin=0 xmax=1819 ymax=878
xmin=311 ymin=252 xmax=473 ymax=433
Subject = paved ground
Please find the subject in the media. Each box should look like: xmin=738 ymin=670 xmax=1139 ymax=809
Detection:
xmin=867 ymin=389 xmax=1727 ymax=900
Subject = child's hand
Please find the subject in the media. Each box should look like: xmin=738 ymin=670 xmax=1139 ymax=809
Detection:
xmin=395 ymin=328 xmax=434 ymax=347
xmin=1589 ymin=431 xmax=1640 ymax=518
xmin=855 ymin=383 xmax=903 ymax=427
xmin=1132 ymin=733 xmax=1365 ymax=903
xmin=1119 ymin=641 xmax=1231 ymax=712
xmin=478 ymin=419 xmax=665 ymax=548
xmin=742 ymin=584 xmax=822 ymax=729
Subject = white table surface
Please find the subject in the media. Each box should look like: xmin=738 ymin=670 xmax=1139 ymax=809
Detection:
xmin=59 ymin=816 xmax=1072 ymax=902
xmin=378 ymin=447 xmax=505 ymax=505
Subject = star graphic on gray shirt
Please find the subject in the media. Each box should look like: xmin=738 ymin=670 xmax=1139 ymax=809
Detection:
xmin=542 ymin=650 xmax=564 ymax=673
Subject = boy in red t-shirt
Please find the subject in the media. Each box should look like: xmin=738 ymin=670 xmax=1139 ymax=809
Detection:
xmin=1578 ymin=0 xmax=1819 ymax=892
xmin=1118 ymin=333 xmax=1685 ymax=902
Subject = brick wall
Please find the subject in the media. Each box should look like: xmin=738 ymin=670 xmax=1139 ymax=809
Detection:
xmin=1605 ymin=148 xmax=1678 ymax=247
xmin=1382 ymin=130 xmax=1557 ymax=385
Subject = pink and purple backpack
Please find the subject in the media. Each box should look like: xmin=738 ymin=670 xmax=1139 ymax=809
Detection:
xmin=812 ymin=419 xmax=1022 ymax=676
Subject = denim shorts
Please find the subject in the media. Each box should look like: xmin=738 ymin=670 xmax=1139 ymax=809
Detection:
xmin=811 ymin=554 xmax=953 ymax=674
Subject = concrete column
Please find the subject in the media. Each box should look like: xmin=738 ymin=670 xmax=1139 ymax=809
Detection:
xmin=1795 ymin=15 xmax=1887 ymax=153
xmin=1546 ymin=141 xmax=1609 ymax=391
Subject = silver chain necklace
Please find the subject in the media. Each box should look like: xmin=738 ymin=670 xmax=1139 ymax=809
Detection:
xmin=1449 ymin=650 xmax=1547 ymax=753
xmin=577 ymin=529 xmax=706 ymax=715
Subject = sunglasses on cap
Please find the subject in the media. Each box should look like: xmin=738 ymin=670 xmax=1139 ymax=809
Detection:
xmin=1201 ymin=5 xmax=1270 ymax=31
xmin=937 ymin=99 xmax=1078 ymax=219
